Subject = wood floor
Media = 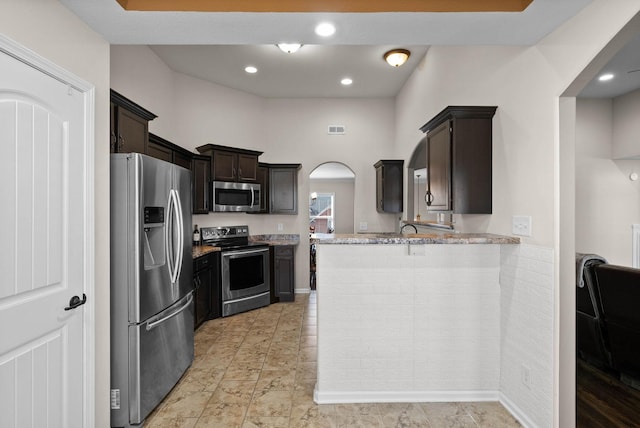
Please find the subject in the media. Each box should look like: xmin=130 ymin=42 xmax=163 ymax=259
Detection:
xmin=577 ymin=359 xmax=640 ymax=427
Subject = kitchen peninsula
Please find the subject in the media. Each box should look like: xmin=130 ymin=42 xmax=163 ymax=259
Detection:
xmin=311 ymin=232 xmax=519 ymax=405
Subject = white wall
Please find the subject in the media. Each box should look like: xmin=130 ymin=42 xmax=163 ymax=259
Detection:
xmin=576 ymin=98 xmax=640 ymax=265
xmin=613 ymin=88 xmax=640 ymax=159
xmin=1 ymin=0 xmax=111 ymax=426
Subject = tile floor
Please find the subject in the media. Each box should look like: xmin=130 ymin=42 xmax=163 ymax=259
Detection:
xmin=146 ymin=292 xmax=522 ymax=427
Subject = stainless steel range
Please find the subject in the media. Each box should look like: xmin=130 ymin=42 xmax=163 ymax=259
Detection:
xmin=201 ymin=225 xmax=270 ymax=317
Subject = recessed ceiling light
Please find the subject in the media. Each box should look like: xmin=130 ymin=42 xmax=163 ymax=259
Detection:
xmin=341 ymin=78 xmax=353 ymax=86
xmin=277 ymin=43 xmax=302 ymax=54
xmin=315 ymin=22 xmax=336 ymax=37
xmin=245 ymin=66 xmax=258 ymax=74
xmin=598 ymin=73 xmax=614 ymax=82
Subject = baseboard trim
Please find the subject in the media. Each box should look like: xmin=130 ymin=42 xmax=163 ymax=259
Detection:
xmin=499 ymin=392 xmax=537 ymax=428
xmin=314 ymin=387 xmax=500 ymax=404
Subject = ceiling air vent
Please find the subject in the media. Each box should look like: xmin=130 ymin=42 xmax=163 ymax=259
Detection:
xmin=328 ymin=125 xmax=345 ymax=135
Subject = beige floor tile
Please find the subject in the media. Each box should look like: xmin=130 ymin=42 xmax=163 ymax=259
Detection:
xmin=290 ymin=403 xmax=337 ymax=428
xmin=255 ymin=368 xmax=297 ymax=392
xmin=196 ymin=402 xmax=248 ymax=427
xmin=174 ymin=367 xmax=224 ymax=393
xmin=242 ymin=416 xmax=290 ymax=428
xmin=296 ymin=361 xmax=318 ymax=380
xmin=377 ymin=403 xmax=431 ymax=427
xmin=223 ymin=363 xmax=263 ymax=381
xmin=300 ymin=335 xmax=317 ymax=347
xmin=145 ymin=414 xmax=199 ymax=428
xmin=298 ymin=345 xmax=317 ymax=363
xmin=293 ymin=378 xmax=316 ymax=403
xmin=155 ymin=390 xmax=212 ymax=419
xmin=462 ymin=402 xmax=521 ymax=427
xmin=147 ymin=293 xmax=521 ymax=427
xmin=210 ymin=380 xmax=257 ymax=405
xmin=247 ymin=389 xmax=294 ymax=418
xmin=263 ymin=353 xmax=299 ymax=371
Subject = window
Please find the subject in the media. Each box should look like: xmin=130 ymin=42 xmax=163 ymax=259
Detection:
xmin=309 ymin=193 xmax=334 ymax=233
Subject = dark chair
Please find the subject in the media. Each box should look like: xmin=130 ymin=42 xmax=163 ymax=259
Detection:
xmin=595 ymin=264 xmax=640 ymax=384
xmin=576 ymin=253 xmax=611 ymax=368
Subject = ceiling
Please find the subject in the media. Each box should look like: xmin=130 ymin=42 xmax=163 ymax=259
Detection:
xmin=59 ymin=0 xmax=639 ymax=99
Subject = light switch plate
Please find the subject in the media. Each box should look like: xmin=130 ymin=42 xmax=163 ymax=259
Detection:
xmin=512 ymin=215 xmax=532 ymax=237
xmin=359 ymin=222 xmax=368 ymax=231
xmin=277 ymin=223 xmax=283 ymax=231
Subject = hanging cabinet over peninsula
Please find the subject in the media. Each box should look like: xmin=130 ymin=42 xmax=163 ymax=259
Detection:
xmin=419 ymin=106 xmax=496 ymax=214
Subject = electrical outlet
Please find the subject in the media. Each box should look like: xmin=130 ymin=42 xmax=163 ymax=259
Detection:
xmin=277 ymin=223 xmax=283 ymax=231
xmin=521 ymin=364 xmax=531 ymax=389
xmin=512 ymin=215 xmax=532 ymax=237
xmin=359 ymin=222 xmax=368 ymax=231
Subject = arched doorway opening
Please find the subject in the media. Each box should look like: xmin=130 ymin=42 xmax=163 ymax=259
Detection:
xmin=308 ymin=162 xmax=356 ymax=291
xmin=308 ymin=162 xmax=356 ymax=234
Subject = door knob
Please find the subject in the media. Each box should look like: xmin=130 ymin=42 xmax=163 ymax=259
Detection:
xmin=64 ymin=293 xmax=87 ymax=311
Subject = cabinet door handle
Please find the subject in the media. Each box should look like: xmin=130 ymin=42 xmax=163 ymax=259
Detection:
xmin=110 ymin=131 xmax=117 ymax=151
xmin=424 ymin=191 xmax=433 ymax=206
xmin=238 ymin=168 xmax=242 ymax=178
xmin=118 ymin=134 xmax=124 ymax=151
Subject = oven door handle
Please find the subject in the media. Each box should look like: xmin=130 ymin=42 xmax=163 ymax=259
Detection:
xmin=224 ymin=248 xmax=268 ymax=257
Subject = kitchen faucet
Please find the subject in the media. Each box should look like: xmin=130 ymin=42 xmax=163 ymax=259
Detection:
xmin=400 ymin=223 xmax=418 ymax=234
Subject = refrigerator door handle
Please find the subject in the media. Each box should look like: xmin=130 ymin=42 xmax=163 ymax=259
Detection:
xmin=145 ymin=293 xmax=193 ymax=331
xmin=172 ymin=188 xmax=185 ymax=282
xmin=166 ymin=189 xmax=179 ymax=284
xmin=165 ymin=187 xmax=185 ymax=291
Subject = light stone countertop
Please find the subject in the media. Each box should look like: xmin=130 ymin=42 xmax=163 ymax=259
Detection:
xmin=310 ymin=232 xmax=519 ymax=245
xmin=193 ymin=234 xmax=300 ymax=259
xmin=192 ymin=245 xmax=221 ymax=259
xmin=249 ymin=234 xmax=300 ymax=246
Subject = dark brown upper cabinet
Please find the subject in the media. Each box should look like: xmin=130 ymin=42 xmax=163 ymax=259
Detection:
xmin=374 ymin=160 xmax=404 ymax=213
xmin=270 ymin=164 xmax=301 ymax=215
xmin=196 ymin=144 xmax=263 ymax=183
xmin=252 ymin=163 xmax=301 ymax=215
xmin=148 ymin=133 xmax=193 ymax=170
xmin=192 ymin=154 xmax=211 ymax=214
xmin=419 ymin=106 xmax=496 ymax=214
xmin=110 ymin=90 xmax=157 ymax=154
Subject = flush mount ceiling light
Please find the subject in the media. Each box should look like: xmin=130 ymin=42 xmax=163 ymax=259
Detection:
xmin=277 ymin=43 xmax=302 ymax=53
xmin=341 ymin=77 xmax=353 ymax=86
xmin=244 ymin=65 xmax=258 ymax=74
xmin=598 ymin=73 xmax=614 ymax=82
xmin=384 ymin=49 xmax=411 ymax=67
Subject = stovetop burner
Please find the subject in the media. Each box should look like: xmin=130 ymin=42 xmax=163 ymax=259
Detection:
xmin=200 ymin=225 xmax=268 ymax=250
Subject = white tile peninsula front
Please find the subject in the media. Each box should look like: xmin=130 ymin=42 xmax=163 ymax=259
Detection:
xmin=312 ymin=234 xmax=519 ymax=405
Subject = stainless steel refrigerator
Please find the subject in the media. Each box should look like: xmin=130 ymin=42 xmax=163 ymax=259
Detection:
xmin=110 ymin=153 xmax=194 ymax=428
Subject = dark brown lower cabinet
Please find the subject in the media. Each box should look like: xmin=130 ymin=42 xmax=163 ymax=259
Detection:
xmin=271 ymin=245 xmax=295 ymax=302
xmin=193 ymin=252 xmax=221 ymax=329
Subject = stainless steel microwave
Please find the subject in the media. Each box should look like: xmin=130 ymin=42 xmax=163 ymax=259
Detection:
xmin=211 ymin=181 xmax=261 ymax=212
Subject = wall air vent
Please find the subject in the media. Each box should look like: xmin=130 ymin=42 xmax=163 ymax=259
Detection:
xmin=328 ymin=125 xmax=345 ymax=135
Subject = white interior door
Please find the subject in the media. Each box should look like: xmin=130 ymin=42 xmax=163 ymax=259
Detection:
xmin=0 ymin=40 xmax=94 ymax=428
